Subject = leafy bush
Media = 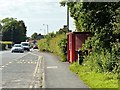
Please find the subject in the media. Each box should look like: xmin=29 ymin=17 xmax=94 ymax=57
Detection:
xmin=38 ymin=33 xmax=67 ymax=62
xmin=60 ymin=1 xmax=120 ymax=88
xmin=37 ymin=39 xmax=49 ymax=51
xmin=80 ymin=36 xmax=120 ymax=73
xmin=61 ymin=1 xmax=120 ymax=73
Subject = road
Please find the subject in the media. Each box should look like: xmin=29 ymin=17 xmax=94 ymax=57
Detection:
xmin=0 ymin=50 xmax=89 ymax=89
xmin=0 ymin=50 xmax=43 ymax=88
xmin=32 ymin=51 xmax=89 ymax=89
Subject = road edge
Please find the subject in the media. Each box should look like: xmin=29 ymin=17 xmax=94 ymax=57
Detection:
xmin=41 ymin=56 xmax=45 ymax=88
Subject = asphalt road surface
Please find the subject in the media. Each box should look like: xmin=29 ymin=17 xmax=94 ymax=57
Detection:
xmin=0 ymin=50 xmax=42 ymax=88
xmin=32 ymin=51 xmax=89 ymax=89
xmin=0 ymin=50 xmax=89 ymax=89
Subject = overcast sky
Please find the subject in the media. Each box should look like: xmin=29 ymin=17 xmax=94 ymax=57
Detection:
xmin=0 ymin=0 xmax=75 ymax=37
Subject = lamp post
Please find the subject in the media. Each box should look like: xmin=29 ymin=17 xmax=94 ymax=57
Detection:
xmin=67 ymin=4 xmax=69 ymax=32
xmin=43 ymin=24 xmax=49 ymax=34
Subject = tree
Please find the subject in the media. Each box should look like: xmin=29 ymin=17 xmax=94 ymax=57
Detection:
xmin=60 ymin=1 xmax=120 ymax=72
xmin=60 ymin=1 xmax=120 ymax=49
xmin=1 ymin=18 xmax=27 ymax=43
xmin=31 ymin=32 xmax=38 ymax=40
xmin=56 ymin=25 xmax=71 ymax=34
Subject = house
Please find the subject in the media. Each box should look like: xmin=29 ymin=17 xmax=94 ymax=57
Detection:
xmin=36 ymin=34 xmax=44 ymax=40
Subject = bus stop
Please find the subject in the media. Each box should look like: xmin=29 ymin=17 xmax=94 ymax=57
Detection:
xmin=67 ymin=32 xmax=91 ymax=63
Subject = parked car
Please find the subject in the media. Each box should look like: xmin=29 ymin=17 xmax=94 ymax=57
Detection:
xmin=21 ymin=42 xmax=30 ymax=51
xmin=11 ymin=44 xmax=24 ymax=53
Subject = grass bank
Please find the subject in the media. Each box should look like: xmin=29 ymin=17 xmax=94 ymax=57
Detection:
xmin=69 ymin=62 xmax=118 ymax=89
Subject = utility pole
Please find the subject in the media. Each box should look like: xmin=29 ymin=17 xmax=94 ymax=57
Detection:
xmin=43 ymin=24 xmax=49 ymax=34
xmin=47 ymin=24 xmax=49 ymax=34
xmin=67 ymin=4 xmax=69 ymax=32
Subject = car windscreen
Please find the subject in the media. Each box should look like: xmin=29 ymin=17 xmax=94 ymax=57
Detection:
xmin=21 ymin=43 xmax=29 ymax=46
xmin=14 ymin=45 xmax=21 ymax=47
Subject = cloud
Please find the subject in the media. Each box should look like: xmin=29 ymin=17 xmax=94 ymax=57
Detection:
xmin=0 ymin=0 xmax=64 ymax=18
xmin=0 ymin=0 xmax=75 ymax=36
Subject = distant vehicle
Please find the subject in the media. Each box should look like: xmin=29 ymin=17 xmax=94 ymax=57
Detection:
xmin=21 ymin=42 xmax=30 ymax=51
xmin=11 ymin=44 xmax=24 ymax=53
xmin=33 ymin=45 xmax=38 ymax=49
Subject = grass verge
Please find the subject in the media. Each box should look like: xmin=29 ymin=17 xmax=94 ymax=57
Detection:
xmin=69 ymin=62 xmax=118 ymax=89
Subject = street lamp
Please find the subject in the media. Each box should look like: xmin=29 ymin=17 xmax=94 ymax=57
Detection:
xmin=43 ymin=24 xmax=49 ymax=34
xmin=67 ymin=4 xmax=69 ymax=32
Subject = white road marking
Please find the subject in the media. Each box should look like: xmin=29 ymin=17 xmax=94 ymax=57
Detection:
xmin=29 ymin=52 xmax=39 ymax=57
xmin=29 ymin=86 xmax=33 ymax=88
xmin=13 ymin=79 xmax=21 ymax=82
xmin=31 ymin=62 xmax=33 ymax=64
xmin=1 ymin=66 xmax=5 ymax=68
xmin=0 ymin=68 xmax=3 ymax=70
xmin=20 ymin=62 xmax=22 ymax=63
xmin=28 ymin=62 xmax=30 ymax=64
xmin=24 ymin=62 xmax=26 ymax=64
xmin=5 ymin=64 xmax=9 ymax=66
xmin=9 ymin=62 xmax=12 ymax=64
xmin=22 ymin=60 xmax=25 ymax=62
xmin=47 ymin=66 xmax=58 ymax=69
xmin=29 ymin=56 xmax=42 ymax=88
xmin=17 ymin=62 xmax=20 ymax=63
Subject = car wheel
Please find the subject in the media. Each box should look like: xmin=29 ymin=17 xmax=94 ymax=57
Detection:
xmin=20 ymin=51 xmax=23 ymax=53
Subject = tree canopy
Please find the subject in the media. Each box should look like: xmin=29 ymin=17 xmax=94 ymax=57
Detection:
xmin=0 ymin=18 xmax=27 ymax=43
xmin=31 ymin=32 xmax=38 ymax=40
xmin=60 ymin=1 xmax=120 ymax=72
xmin=60 ymin=1 xmax=120 ymax=50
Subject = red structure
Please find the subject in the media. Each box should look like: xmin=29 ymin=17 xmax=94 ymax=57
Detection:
xmin=67 ymin=32 xmax=91 ymax=63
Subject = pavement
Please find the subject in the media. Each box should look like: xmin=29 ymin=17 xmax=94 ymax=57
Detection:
xmin=33 ymin=51 xmax=90 ymax=89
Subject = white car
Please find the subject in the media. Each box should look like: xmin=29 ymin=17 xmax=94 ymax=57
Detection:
xmin=21 ymin=42 xmax=30 ymax=51
xmin=11 ymin=44 xmax=24 ymax=53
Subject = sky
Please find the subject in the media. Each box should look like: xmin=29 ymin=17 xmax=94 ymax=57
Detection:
xmin=0 ymin=0 xmax=75 ymax=37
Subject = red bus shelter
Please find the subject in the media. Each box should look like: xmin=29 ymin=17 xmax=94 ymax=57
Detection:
xmin=67 ymin=32 xmax=91 ymax=63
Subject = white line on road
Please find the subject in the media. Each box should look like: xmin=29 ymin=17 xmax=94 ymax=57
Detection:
xmin=0 ymin=68 xmax=3 ymax=70
xmin=5 ymin=64 xmax=9 ymax=66
xmin=9 ymin=62 xmax=12 ymax=64
xmin=22 ymin=60 xmax=25 ymax=62
xmin=47 ymin=66 xmax=58 ymax=69
xmin=28 ymin=52 xmax=40 ymax=57
xmin=30 ymin=62 xmax=34 ymax=64
xmin=1 ymin=66 xmax=5 ymax=68
xmin=28 ymin=62 xmax=30 ymax=64
xmin=17 ymin=62 xmax=20 ymax=63
xmin=29 ymin=56 xmax=42 ymax=88
xmin=24 ymin=62 xmax=26 ymax=64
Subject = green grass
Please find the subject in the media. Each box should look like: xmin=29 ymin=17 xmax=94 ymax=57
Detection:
xmin=69 ymin=62 xmax=118 ymax=89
